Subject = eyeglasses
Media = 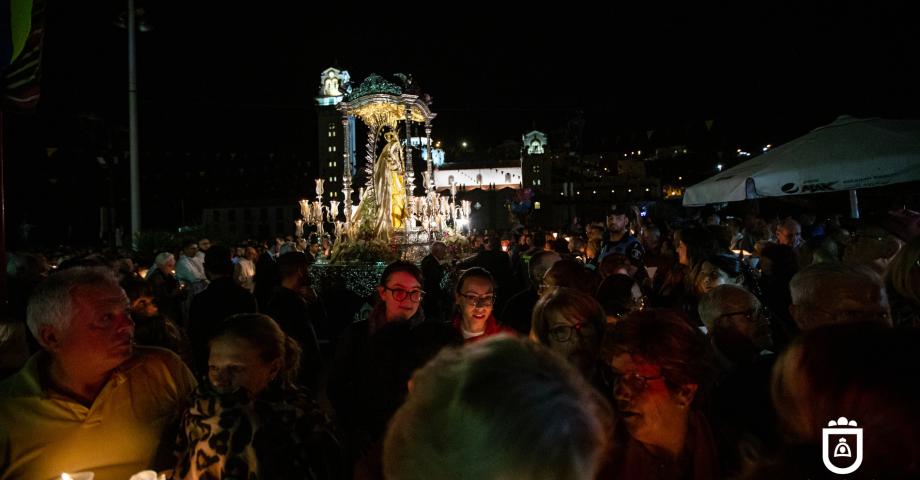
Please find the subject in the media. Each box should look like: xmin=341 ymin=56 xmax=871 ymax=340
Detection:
xmin=847 ymin=232 xmax=887 ymax=245
xmin=384 ymin=287 xmax=425 ymax=303
xmin=608 ymin=371 xmax=665 ymax=394
xmin=538 ymin=283 xmax=556 ymax=296
xmin=716 ymin=308 xmax=758 ymax=324
xmin=459 ymin=293 xmax=496 ymax=307
xmin=549 ymin=321 xmax=593 ymax=342
xmin=808 ymin=306 xmax=891 ymax=325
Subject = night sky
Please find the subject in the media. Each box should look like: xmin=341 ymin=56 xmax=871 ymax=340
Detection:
xmin=3 ymin=1 xmax=920 ymax=244
xmin=36 ymin=2 xmax=920 ymax=152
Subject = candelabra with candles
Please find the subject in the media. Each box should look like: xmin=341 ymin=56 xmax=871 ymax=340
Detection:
xmin=296 ymin=179 xmax=328 ymax=238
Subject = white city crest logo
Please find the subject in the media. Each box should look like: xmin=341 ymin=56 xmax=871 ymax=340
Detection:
xmin=822 ymin=417 xmax=863 ymax=475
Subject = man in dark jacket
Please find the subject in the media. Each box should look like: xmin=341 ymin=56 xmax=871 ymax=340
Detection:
xmin=187 ymin=245 xmax=259 ymax=375
xmin=499 ymin=250 xmax=561 ymax=334
xmin=421 ymin=242 xmax=448 ymax=322
xmin=265 ymin=252 xmax=323 ymax=388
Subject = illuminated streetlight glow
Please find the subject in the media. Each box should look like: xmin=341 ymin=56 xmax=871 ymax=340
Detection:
xmin=716 ymin=164 xmax=724 ymax=172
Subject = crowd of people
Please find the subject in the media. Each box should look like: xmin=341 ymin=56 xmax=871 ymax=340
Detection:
xmin=2 ymin=202 xmax=920 ymax=479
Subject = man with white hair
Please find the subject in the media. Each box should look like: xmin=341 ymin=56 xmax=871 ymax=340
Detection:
xmin=699 ymin=284 xmax=780 ymax=474
xmin=789 ymin=261 xmax=892 ymax=331
xmin=0 ymin=267 xmax=196 ymax=480
xmin=698 ymin=285 xmax=773 ymax=369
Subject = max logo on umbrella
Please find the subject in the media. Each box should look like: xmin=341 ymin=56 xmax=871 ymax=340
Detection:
xmin=822 ymin=417 xmax=863 ymax=475
xmin=782 ymin=182 xmax=837 ymax=194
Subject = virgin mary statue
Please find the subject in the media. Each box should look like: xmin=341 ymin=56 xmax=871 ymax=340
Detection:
xmin=350 ymin=129 xmax=409 ymax=240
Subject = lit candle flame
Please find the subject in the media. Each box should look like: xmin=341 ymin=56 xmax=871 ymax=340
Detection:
xmin=62 ymin=474 xmax=74 ymax=480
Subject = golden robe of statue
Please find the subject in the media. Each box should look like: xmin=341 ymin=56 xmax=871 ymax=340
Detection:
xmin=351 ymin=129 xmax=408 ymax=240
xmin=382 ymin=130 xmax=408 ymax=231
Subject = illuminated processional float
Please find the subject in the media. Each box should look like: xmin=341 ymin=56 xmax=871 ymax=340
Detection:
xmin=300 ymin=73 xmax=471 ymax=273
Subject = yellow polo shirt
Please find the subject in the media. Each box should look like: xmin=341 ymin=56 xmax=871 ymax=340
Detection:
xmin=0 ymin=347 xmax=196 ymax=480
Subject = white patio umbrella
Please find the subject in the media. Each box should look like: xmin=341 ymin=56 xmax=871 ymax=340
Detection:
xmin=683 ymin=116 xmax=920 ymax=217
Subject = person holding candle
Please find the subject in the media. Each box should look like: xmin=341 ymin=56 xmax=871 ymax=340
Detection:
xmin=0 ymin=267 xmax=196 ymax=480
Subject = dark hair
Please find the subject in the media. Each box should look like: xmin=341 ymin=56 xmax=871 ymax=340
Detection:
xmin=677 ymin=226 xmax=720 ymax=267
xmin=277 ymin=251 xmax=311 ymax=279
xmin=532 ymin=288 xmax=607 ymax=360
xmin=122 ymin=277 xmax=153 ymax=301
xmin=759 ymin=243 xmax=800 ymax=279
xmin=211 ymin=313 xmax=302 ymax=389
xmin=456 ymin=267 xmax=495 ymax=294
xmin=705 ymin=253 xmax=743 ymax=278
xmin=380 ymin=260 xmax=424 ymax=287
xmin=707 ymin=224 xmax=734 ymax=251
xmin=528 ymin=250 xmax=560 ymax=284
xmin=544 ymin=259 xmax=598 ymax=295
xmin=595 ymin=274 xmax=638 ymax=317
xmin=598 ymin=253 xmax=633 ymax=278
xmin=203 ymin=244 xmax=234 ymax=277
xmin=603 ymin=309 xmax=713 ymax=406
xmin=532 ymin=230 xmax=546 ymax=244
xmin=771 ymin=323 xmax=920 ymax=477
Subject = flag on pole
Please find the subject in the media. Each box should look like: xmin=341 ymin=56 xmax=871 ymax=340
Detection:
xmin=1 ymin=0 xmax=46 ymax=112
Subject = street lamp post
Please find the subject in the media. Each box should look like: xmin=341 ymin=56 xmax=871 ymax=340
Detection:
xmin=127 ymin=0 xmax=141 ymax=249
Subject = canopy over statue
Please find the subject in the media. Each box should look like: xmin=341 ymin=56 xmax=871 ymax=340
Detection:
xmin=310 ymin=73 xmax=456 ymax=263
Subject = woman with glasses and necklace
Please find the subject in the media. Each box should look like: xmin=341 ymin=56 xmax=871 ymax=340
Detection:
xmin=530 ymin=287 xmax=611 ymax=398
xmin=598 ymin=309 xmax=718 ymax=480
xmin=451 ymin=267 xmax=511 ymax=343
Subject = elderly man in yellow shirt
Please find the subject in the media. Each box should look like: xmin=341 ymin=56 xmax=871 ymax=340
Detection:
xmin=0 ymin=267 xmax=196 ymax=480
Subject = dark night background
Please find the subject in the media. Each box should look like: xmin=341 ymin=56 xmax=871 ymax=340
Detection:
xmin=3 ymin=1 xmax=920 ymax=246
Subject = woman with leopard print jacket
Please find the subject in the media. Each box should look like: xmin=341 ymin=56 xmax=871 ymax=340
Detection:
xmin=170 ymin=313 xmax=342 ymax=480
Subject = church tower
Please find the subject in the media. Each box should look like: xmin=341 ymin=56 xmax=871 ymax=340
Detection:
xmin=315 ymin=67 xmax=356 ymax=201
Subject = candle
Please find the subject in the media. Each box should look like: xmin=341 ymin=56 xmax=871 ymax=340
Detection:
xmin=61 ymin=473 xmax=94 ymax=480
xmin=328 ymin=200 xmax=340 ymax=222
xmin=294 ymin=219 xmax=304 ymax=238
xmin=129 ymin=471 xmax=163 ymax=480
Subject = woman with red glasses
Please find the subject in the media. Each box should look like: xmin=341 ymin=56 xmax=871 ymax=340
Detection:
xmin=329 ymin=261 xmax=459 ymax=478
xmin=598 ymin=309 xmax=718 ymax=480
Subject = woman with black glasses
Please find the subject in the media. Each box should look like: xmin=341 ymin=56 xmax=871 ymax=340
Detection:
xmin=530 ymin=287 xmax=611 ymax=402
xmin=451 ymin=267 xmax=511 ymax=343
